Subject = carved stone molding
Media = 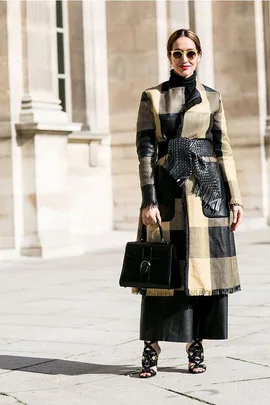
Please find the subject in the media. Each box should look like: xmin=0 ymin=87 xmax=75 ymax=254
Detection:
xmin=15 ymin=122 xmax=81 ymax=140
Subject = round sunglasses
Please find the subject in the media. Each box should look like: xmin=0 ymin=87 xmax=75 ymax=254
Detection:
xmin=170 ymin=49 xmax=198 ymax=60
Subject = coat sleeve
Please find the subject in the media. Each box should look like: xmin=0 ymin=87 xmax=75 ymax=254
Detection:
xmin=212 ymin=94 xmax=243 ymax=206
xmin=136 ymin=91 xmax=158 ymax=209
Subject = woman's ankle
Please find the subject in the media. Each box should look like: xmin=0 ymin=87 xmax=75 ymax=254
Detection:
xmin=144 ymin=341 xmax=161 ymax=354
xmin=186 ymin=339 xmax=203 ymax=352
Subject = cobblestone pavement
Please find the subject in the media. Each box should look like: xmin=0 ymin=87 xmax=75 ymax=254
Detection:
xmin=0 ymin=227 xmax=270 ymax=405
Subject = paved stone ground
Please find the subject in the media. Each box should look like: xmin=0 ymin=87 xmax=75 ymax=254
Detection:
xmin=0 ymin=227 xmax=270 ymax=405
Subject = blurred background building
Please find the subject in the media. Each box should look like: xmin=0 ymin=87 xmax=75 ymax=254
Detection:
xmin=0 ymin=0 xmax=269 ymax=258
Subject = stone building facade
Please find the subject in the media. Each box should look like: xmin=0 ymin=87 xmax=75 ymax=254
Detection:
xmin=0 ymin=0 xmax=269 ymax=258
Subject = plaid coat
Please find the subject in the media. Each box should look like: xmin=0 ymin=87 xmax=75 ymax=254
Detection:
xmin=134 ymin=75 xmax=242 ymax=297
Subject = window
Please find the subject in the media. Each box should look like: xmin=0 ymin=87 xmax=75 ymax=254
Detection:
xmin=56 ymin=0 xmax=66 ymax=112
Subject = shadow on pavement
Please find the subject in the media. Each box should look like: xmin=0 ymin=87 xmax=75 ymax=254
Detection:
xmin=0 ymin=355 xmax=189 ymax=376
xmin=0 ymin=355 xmax=135 ymax=376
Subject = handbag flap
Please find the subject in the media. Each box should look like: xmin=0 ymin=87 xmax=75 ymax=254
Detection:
xmin=124 ymin=241 xmax=173 ymax=260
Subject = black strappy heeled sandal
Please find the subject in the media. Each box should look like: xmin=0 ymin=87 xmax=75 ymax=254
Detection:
xmin=187 ymin=339 xmax=207 ymax=374
xmin=139 ymin=341 xmax=159 ymax=378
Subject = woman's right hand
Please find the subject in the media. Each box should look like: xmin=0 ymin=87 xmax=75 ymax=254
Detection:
xmin=141 ymin=206 xmax=161 ymax=226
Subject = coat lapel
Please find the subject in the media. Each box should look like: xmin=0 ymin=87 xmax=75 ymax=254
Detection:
xmin=183 ymin=87 xmax=202 ymax=112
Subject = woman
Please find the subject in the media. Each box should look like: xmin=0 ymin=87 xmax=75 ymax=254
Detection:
xmin=135 ymin=29 xmax=244 ymax=377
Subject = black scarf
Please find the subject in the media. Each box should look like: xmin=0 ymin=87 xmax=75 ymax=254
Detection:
xmin=163 ymin=137 xmax=222 ymax=212
xmin=169 ymin=69 xmax=197 ymax=101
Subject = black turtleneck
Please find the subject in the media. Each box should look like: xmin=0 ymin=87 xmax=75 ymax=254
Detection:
xmin=169 ymin=69 xmax=196 ymax=101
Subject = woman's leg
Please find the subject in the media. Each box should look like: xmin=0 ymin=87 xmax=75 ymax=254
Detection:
xmin=186 ymin=340 xmax=206 ymax=374
xmin=139 ymin=341 xmax=161 ymax=378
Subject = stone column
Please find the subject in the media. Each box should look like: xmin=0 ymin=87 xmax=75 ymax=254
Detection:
xmin=76 ymin=0 xmax=113 ymax=237
xmin=167 ymin=0 xmax=189 ymax=35
xmin=0 ymin=1 xmax=15 ymax=252
xmin=263 ymin=0 xmax=270 ymax=224
xmin=16 ymin=124 xmax=79 ymax=257
xmin=106 ymin=0 xmax=159 ymax=229
xmin=156 ymin=0 xmax=168 ymax=82
xmin=82 ymin=0 xmax=110 ymax=135
xmin=68 ymin=0 xmax=87 ymax=126
xmin=17 ymin=0 xmax=81 ymax=257
xmin=264 ymin=2 xmax=270 ymax=119
xmin=20 ymin=0 xmax=67 ymax=124
xmin=193 ymin=0 xmax=215 ymax=87
xmin=212 ymin=0 xmax=267 ymax=226
xmin=254 ymin=0 xmax=268 ymax=222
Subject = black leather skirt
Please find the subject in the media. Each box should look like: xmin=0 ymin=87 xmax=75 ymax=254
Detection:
xmin=140 ymin=292 xmax=228 ymax=342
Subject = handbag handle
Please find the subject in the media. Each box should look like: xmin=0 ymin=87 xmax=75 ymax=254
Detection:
xmin=140 ymin=219 xmax=165 ymax=243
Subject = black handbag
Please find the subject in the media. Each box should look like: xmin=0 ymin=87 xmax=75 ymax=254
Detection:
xmin=119 ymin=221 xmax=181 ymax=289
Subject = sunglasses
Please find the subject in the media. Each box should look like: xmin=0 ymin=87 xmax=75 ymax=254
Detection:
xmin=170 ymin=49 xmax=198 ymax=60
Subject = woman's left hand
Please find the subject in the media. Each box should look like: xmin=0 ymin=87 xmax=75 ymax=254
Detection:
xmin=230 ymin=205 xmax=244 ymax=232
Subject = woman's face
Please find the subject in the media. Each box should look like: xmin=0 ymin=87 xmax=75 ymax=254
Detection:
xmin=169 ymin=36 xmax=201 ymax=78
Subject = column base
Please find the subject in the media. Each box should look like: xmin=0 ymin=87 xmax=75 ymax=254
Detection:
xmin=265 ymin=125 xmax=270 ymax=225
xmin=20 ymin=234 xmax=42 ymax=257
xmin=20 ymin=247 xmax=42 ymax=257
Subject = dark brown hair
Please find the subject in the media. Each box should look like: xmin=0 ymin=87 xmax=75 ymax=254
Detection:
xmin=167 ymin=29 xmax=202 ymax=57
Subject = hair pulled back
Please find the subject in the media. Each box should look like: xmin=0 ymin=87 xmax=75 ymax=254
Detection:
xmin=167 ymin=29 xmax=202 ymax=57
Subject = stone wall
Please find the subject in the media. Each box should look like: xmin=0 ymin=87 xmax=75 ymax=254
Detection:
xmin=0 ymin=0 xmax=15 ymax=251
xmin=212 ymin=0 xmax=267 ymax=222
xmin=106 ymin=0 xmax=159 ymax=230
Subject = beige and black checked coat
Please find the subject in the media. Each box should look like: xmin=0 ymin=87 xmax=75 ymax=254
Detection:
xmin=134 ymin=74 xmax=242 ymax=297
